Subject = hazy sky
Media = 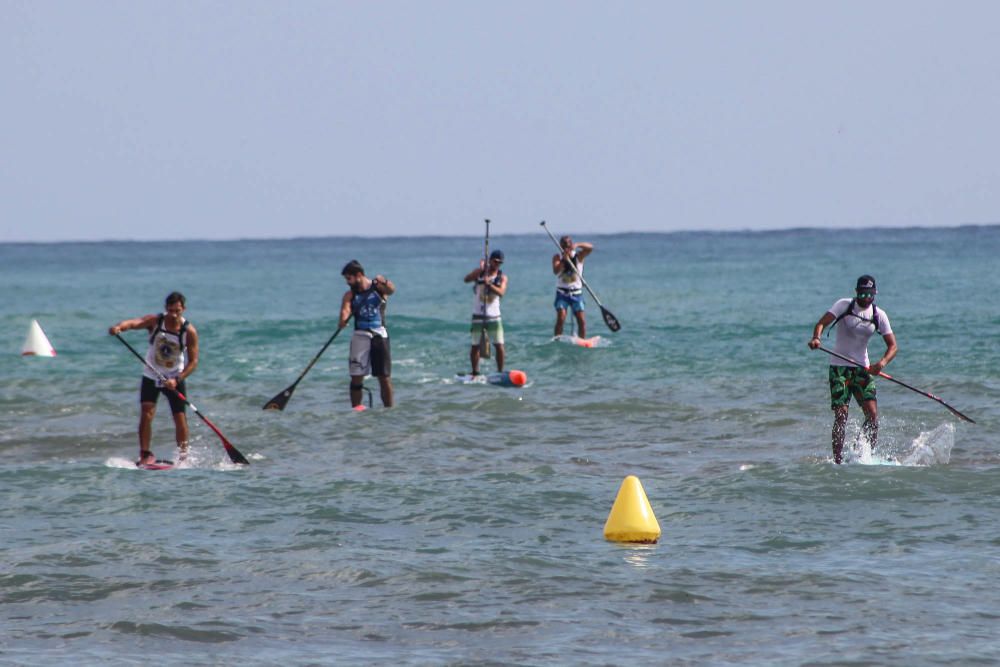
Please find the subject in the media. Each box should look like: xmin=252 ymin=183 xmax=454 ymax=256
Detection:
xmin=3 ymin=1 xmax=999 ymax=242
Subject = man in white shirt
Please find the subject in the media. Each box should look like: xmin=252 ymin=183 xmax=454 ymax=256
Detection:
xmin=808 ymin=275 xmax=898 ymax=463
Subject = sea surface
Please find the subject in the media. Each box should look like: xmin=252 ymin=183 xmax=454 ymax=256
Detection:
xmin=2 ymin=227 xmax=1000 ymax=666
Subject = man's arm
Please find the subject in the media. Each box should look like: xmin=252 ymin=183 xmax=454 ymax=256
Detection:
xmin=487 ymin=274 xmax=508 ymax=298
xmin=109 ymin=313 xmax=157 ymax=336
xmin=807 ymin=312 xmax=836 ymax=349
xmin=870 ymin=333 xmax=897 ymax=374
xmin=179 ymin=326 xmax=198 ymax=382
xmin=373 ymin=275 xmax=395 ymax=296
xmin=573 ymin=242 xmax=594 ymax=261
xmin=338 ymin=291 xmax=353 ymax=329
xmin=464 ymin=263 xmax=485 ymax=283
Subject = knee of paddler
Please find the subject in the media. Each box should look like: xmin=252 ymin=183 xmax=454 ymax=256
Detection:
xmin=350 ymin=382 xmax=365 ymax=391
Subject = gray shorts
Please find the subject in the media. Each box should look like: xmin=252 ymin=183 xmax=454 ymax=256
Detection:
xmin=349 ymin=330 xmax=391 ymax=377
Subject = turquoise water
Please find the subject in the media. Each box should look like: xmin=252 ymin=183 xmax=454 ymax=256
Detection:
xmin=2 ymin=227 xmax=1000 ymax=665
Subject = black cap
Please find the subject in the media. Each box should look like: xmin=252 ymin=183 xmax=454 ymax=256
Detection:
xmin=856 ymin=275 xmax=877 ymax=293
xmin=489 ymin=250 xmax=504 ymax=262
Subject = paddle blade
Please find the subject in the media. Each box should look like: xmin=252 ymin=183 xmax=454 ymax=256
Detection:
xmin=601 ymin=306 xmax=621 ymax=332
xmin=222 ymin=440 xmax=250 ymax=465
xmin=479 ymin=330 xmax=491 ymax=359
xmin=262 ymin=385 xmax=295 ymax=411
xmin=196 ymin=411 xmax=249 ymax=464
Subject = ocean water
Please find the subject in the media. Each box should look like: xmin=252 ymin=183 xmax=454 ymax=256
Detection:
xmin=2 ymin=227 xmax=1000 ymax=665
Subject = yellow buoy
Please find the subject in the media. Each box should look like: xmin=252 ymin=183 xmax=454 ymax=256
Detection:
xmin=603 ymin=475 xmax=661 ymax=544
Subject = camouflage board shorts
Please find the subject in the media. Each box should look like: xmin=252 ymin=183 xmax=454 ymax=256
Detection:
xmin=828 ymin=365 xmax=877 ymax=408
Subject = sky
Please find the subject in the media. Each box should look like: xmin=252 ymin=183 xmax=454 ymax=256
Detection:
xmin=3 ymin=1 xmax=1000 ymax=242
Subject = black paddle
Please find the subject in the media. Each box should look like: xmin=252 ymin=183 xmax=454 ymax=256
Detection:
xmin=263 ymin=326 xmax=345 ymax=410
xmin=478 ymin=218 xmax=492 ymax=359
xmin=816 ymin=345 xmax=975 ymax=423
xmin=540 ymin=221 xmax=621 ymax=332
xmin=115 ymin=334 xmax=250 ymax=464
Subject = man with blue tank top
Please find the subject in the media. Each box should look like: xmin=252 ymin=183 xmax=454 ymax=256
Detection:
xmin=464 ymin=249 xmax=508 ymax=374
xmin=552 ymin=235 xmax=594 ymax=339
xmin=108 ymin=292 xmax=199 ymax=466
xmin=808 ymin=275 xmax=898 ymax=463
xmin=338 ymin=260 xmax=395 ymax=408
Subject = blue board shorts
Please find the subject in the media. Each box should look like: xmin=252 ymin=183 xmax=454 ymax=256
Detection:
xmin=554 ymin=290 xmax=585 ymax=313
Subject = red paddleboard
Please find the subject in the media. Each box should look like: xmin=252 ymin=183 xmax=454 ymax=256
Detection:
xmin=554 ymin=334 xmax=601 ymax=348
xmin=136 ymin=460 xmax=175 ymax=470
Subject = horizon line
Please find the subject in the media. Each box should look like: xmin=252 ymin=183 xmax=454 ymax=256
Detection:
xmin=2 ymin=222 xmax=997 ymax=246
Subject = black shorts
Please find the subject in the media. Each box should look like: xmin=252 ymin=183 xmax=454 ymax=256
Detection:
xmin=140 ymin=376 xmax=187 ymax=414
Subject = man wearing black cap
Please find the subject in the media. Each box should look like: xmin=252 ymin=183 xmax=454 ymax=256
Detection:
xmin=808 ymin=275 xmax=898 ymax=463
xmin=463 ymin=249 xmax=508 ymax=374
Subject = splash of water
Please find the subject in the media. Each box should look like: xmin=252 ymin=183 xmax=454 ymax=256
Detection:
xmin=844 ymin=421 xmax=955 ymax=466
xmin=900 ymin=422 xmax=955 ymax=466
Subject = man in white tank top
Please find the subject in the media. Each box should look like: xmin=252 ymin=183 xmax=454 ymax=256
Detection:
xmin=808 ymin=275 xmax=897 ymax=463
xmin=109 ymin=292 xmax=199 ymax=466
xmin=464 ymin=249 xmax=508 ymax=374
xmin=552 ymin=235 xmax=593 ymax=338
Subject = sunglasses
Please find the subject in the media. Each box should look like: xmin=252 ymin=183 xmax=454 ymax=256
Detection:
xmin=856 ymin=292 xmax=875 ymax=299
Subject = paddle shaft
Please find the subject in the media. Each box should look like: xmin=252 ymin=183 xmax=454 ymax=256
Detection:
xmin=478 ymin=218 xmax=491 ymax=358
xmin=115 ymin=334 xmax=250 ymax=463
xmin=290 ymin=326 xmax=344 ymax=391
xmin=816 ymin=345 xmax=974 ymax=423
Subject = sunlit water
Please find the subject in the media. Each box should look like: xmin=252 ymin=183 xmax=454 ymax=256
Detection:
xmin=3 ymin=228 xmax=1000 ymax=665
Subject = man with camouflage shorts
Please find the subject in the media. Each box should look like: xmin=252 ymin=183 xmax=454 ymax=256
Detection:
xmin=808 ymin=275 xmax=898 ymax=463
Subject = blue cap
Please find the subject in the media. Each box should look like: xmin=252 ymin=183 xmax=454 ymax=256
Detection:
xmin=489 ymin=250 xmax=504 ymax=262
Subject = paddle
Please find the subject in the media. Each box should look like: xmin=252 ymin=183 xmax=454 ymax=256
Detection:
xmin=478 ymin=218 xmax=492 ymax=359
xmin=115 ymin=334 xmax=250 ymax=464
xmin=540 ymin=221 xmax=621 ymax=332
xmin=815 ymin=345 xmax=975 ymax=423
xmin=263 ymin=326 xmax=346 ymax=410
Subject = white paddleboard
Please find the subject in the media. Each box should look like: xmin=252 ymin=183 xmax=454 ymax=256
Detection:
xmin=454 ymin=369 xmax=528 ymax=387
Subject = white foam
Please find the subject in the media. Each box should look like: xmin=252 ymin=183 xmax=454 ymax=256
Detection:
xmin=844 ymin=422 xmax=956 ymax=467
xmin=105 ymin=457 xmax=137 ymax=469
xmin=900 ymin=423 xmax=955 ymax=466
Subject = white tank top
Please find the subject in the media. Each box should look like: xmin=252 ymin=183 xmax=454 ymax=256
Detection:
xmin=144 ymin=315 xmax=187 ymax=381
xmin=472 ymin=275 xmax=502 ymax=320
xmin=556 ymin=252 xmax=583 ymax=292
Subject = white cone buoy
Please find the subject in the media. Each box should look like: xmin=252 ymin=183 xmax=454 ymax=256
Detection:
xmin=21 ymin=319 xmax=57 ymax=357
